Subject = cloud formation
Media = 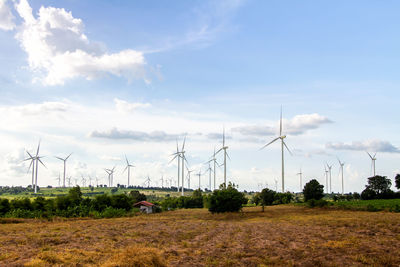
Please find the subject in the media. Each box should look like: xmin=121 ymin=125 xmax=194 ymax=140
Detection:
xmin=326 ymin=140 xmax=400 ymax=153
xmin=232 ymin=113 xmax=332 ymax=137
xmin=89 ymin=127 xmax=179 ymax=142
xmin=13 ymin=0 xmax=147 ymax=85
xmin=8 ymin=101 xmax=69 ymax=115
xmin=114 ymin=98 xmax=151 ymax=113
xmin=0 ymin=0 xmax=15 ymax=30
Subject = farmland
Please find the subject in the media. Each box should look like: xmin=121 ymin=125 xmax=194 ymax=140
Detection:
xmin=1 ymin=205 xmax=399 ymax=266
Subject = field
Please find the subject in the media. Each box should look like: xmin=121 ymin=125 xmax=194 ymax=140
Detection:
xmin=332 ymin=199 xmax=400 ymax=211
xmin=1 ymin=205 xmax=399 ymax=266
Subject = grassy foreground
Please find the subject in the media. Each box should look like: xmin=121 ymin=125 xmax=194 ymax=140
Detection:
xmin=0 ymin=205 xmax=399 ymax=266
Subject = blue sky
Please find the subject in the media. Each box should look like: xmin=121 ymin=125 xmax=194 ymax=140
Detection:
xmin=0 ymin=0 xmax=399 ymax=192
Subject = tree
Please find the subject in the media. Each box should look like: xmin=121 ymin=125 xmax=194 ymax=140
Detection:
xmin=68 ymin=186 xmax=83 ymax=206
xmin=367 ymin=175 xmax=392 ymax=194
xmin=259 ymin=188 xmax=276 ymax=206
xmin=129 ymin=190 xmax=146 ymax=203
xmin=395 ymin=174 xmax=400 ymax=190
xmin=208 ymin=183 xmax=247 ymax=213
xmin=303 ymin=179 xmax=324 ymax=201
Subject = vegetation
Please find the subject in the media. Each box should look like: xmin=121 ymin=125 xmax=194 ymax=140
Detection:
xmin=208 ymin=183 xmax=247 ymax=213
xmin=0 ymin=186 xmax=149 ymax=218
xmin=160 ymin=189 xmax=204 ymax=210
xmin=303 ymin=179 xmax=324 ymax=201
xmin=361 ymin=175 xmax=397 ymax=200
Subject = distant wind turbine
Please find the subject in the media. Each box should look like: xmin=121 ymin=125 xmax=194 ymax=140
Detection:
xmin=326 ymin=163 xmax=333 ymax=193
xmin=180 ymin=136 xmax=188 ymax=196
xmin=297 ymin=168 xmax=303 ymax=192
xmin=216 ymin=128 xmax=230 ymax=188
xmin=196 ymin=169 xmax=203 ymax=190
xmin=55 ymin=153 xmax=72 ymax=187
xmin=337 ymin=158 xmax=345 ymax=195
xmin=24 ymin=151 xmax=36 ymax=189
xmin=324 ymin=166 xmax=329 ymax=194
xmin=186 ymin=167 xmax=194 ymax=189
xmin=367 ymin=152 xmax=377 ymax=176
xmin=169 ymin=139 xmax=182 ymax=193
xmin=206 ymin=162 xmax=212 ymax=190
xmin=260 ymin=107 xmax=292 ymax=192
xmin=123 ymin=155 xmax=135 ymax=187
xmin=206 ymin=147 xmax=219 ymax=190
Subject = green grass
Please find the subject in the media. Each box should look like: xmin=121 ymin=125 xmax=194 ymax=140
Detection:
xmin=332 ymin=199 xmax=400 ymax=212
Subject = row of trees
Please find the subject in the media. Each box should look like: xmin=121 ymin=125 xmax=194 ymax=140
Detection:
xmin=0 ymin=187 xmax=147 ymax=218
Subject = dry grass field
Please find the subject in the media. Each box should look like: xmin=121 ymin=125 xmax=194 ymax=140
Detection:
xmin=0 ymin=205 xmax=399 ymax=266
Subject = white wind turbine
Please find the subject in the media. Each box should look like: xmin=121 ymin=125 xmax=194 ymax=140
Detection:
xmin=206 ymin=162 xmax=212 ymax=190
xmin=186 ymin=166 xmax=194 ymax=189
xmin=260 ymin=107 xmax=292 ymax=192
xmin=169 ymin=139 xmax=182 ymax=193
xmin=326 ymin=163 xmax=333 ymax=193
xmin=196 ymin=169 xmax=203 ymax=190
xmin=123 ymin=155 xmax=135 ymax=187
xmin=24 ymin=151 xmax=36 ymax=189
xmin=32 ymin=141 xmax=46 ymax=193
xmin=297 ymin=168 xmax=303 ymax=192
xmin=337 ymin=158 xmax=345 ymax=195
xmin=216 ymin=128 xmax=230 ymax=188
xmin=179 ymin=136 xmax=188 ymax=196
xmin=366 ymin=152 xmax=377 ymax=176
xmin=206 ymin=147 xmax=219 ymax=190
xmin=55 ymin=153 xmax=72 ymax=187
xmin=324 ymin=166 xmax=329 ymax=193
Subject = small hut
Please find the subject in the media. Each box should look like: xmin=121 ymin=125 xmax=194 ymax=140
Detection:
xmin=133 ymin=201 xmax=155 ymax=214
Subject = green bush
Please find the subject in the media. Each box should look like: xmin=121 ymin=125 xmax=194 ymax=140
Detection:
xmin=208 ymin=183 xmax=247 ymax=213
xmin=307 ymin=199 xmax=329 ymax=208
xmin=101 ymin=207 xmax=127 ymax=218
xmin=303 ymin=179 xmax=324 ymax=201
xmin=0 ymin=199 xmax=10 ymax=215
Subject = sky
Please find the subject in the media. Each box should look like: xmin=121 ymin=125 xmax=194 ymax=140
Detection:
xmin=0 ymin=0 xmax=399 ymax=193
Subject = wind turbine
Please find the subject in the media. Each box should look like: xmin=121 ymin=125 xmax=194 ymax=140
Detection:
xmin=169 ymin=139 xmax=182 ymax=193
xmin=324 ymin=166 xmax=329 ymax=193
xmin=297 ymin=168 xmax=303 ymax=192
xmin=160 ymin=175 xmax=164 ymax=188
xmin=196 ymin=169 xmax=203 ymax=190
xmin=145 ymin=176 xmax=151 ymax=188
xmin=326 ymin=163 xmax=333 ymax=193
xmin=206 ymin=147 xmax=219 ymax=190
xmin=56 ymin=172 xmax=61 ymax=187
xmin=274 ymin=179 xmax=278 ymax=192
xmin=32 ymin=141 xmax=46 ymax=193
xmin=24 ymin=151 xmax=36 ymax=189
xmin=123 ymin=155 xmax=135 ymax=187
xmin=206 ymin=162 xmax=212 ymax=190
xmin=260 ymin=107 xmax=292 ymax=192
xmin=186 ymin=167 xmax=194 ymax=189
xmin=337 ymin=158 xmax=345 ymax=195
xmin=216 ymin=128 xmax=230 ymax=188
xmin=55 ymin=153 xmax=72 ymax=187
xmin=81 ymin=175 xmax=86 ymax=187
xmin=180 ymin=136 xmax=188 ymax=196
xmin=366 ymin=152 xmax=377 ymax=176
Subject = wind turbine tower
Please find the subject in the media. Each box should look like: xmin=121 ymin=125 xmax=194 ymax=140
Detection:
xmin=55 ymin=153 xmax=72 ymax=187
xmin=123 ymin=155 xmax=135 ymax=187
xmin=216 ymin=128 xmax=230 ymax=188
xmin=260 ymin=107 xmax=292 ymax=192
xmin=367 ymin=152 xmax=377 ymax=176
xmin=297 ymin=168 xmax=303 ymax=192
xmin=338 ymin=158 xmax=345 ymax=195
xmin=326 ymin=163 xmax=333 ymax=193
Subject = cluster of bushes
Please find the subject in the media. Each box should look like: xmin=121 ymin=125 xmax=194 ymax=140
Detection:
xmin=0 ymin=186 xmax=34 ymax=195
xmin=0 ymin=187 xmax=148 ymax=219
xmin=252 ymin=189 xmax=293 ymax=208
xmin=332 ymin=192 xmax=361 ymax=201
xmin=160 ymin=189 xmax=204 ymax=210
xmin=208 ymin=183 xmax=248 ymax=213
xmin=361 ymin=175 xmax=400 ymax=200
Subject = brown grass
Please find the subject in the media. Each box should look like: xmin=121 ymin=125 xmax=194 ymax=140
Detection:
xmin=0 ymin=205 xmax=399 ymax=266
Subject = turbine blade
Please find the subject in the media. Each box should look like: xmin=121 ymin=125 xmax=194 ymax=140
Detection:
xmin=366 ymin=151 xmax=373 ymax=160
xmin=216 ymin=147 xmax=224 ymax=154
xmin=223 ymin=127 xmax=225 ymax=147
xmin=123 ymin=165 xmax=128 ymax=173
xmin=55 ymin=156 xmax=64 ymax=161
xmin=226 ymin=151 xmax=231 ymax=160
xmin=66 ymin=153 xmax=72 ymax=160
xmin=259 ymin=137 xmax=279 ymax=150
xmin=38 ymin=158 xmax=46 ymax=168
xmin=283 ymin=141 xmax=293 ymax=156
xmin=168 ymin=154 xmax=178 ymax=165
xmin=27 ymin=160 xmax=33 ymax=173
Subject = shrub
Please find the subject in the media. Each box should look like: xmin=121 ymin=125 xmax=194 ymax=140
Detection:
xmin=0 ymin=198 xmax=10 ymax=215
xmin=208 ymin=183 xmax=247 ymax=213
xmin=303 ymin=179 xmax=324 ymax=201
xmin=93 ymin=194 xmax=112 ymax=211
xmin=361 ymin=187 xmax=377 ymax=200
xmin=110 ymin=194 xmax=132 ymax=211
xmin=259 ymin=188 xmax=275 ymax=206
xmin=307 ymin=199 xmax=329 ymax=208
xmin=101 ymin=207 xmax=127 ymax=218
xmin=129 ymin=190 xmax=146 ymax=203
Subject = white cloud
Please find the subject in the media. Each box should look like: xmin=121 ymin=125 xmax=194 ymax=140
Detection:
xmin=89 ymin=127 xmax=180 ymax=142
xmin=0 ymin=0 xmax=15 ymax=30
xmin=14 ymin=0 xmax=147 ymax=85
xmin=232 ymin=113 xmax=332 ymax=137
xmin=5 ymin=101 xmax=69 ymax=115
xmin=326 ymin=140 xmax=400 ymax=153
xmin=114 ymin=98 xmax=151 ymax=113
